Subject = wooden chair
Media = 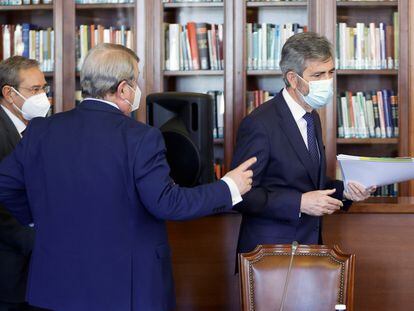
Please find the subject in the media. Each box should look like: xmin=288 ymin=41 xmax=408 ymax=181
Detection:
xmin=239 ymin=244 xmax=355 ymax=311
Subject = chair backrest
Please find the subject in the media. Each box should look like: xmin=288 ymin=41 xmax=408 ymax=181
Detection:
xmin=239 ymin=244 xmax=355 ymax=311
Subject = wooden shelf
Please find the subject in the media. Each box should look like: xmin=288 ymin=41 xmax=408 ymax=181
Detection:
xmin=337 ymin=138 xmax=399 ymax=144
xmin=75 ymin=3 xmax=134 ymax=10
xmin=247 ymin=1 xmax=308 ymax=8
xmin=0 ymin=4 xmax=53 ymax=11
xmin=163 ymin=2 xmax=224 ymax=9
xmin=337 ymin=69 xmax=398 ymax=75
xmin=346 ymin=197 xmax=414 ymax=214
xmin=163 ymin=70 xmax=224 ymax=76
xmin=247 ymin=69 xmax=282 ymax=76
xmin=337 ymin=1 xmax=398 ymax=8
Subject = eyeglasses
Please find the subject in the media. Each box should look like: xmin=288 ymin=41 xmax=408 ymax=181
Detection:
xmin=17 ymin=85 xmax=51 ymax=96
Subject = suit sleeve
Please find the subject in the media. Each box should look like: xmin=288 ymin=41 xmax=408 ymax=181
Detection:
xmin=134 ymin=127 xmax=233 ymax=220
xmin=231 ymin=116 xmax=302 ymax=222
xmin=0 ymin=126 xmax=33 ymax=226
xmin=325 ymin=177 xmax=352 ymax=211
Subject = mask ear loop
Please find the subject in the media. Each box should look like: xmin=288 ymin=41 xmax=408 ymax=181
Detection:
xmin=9 ymin=87 xmax=27 ymax=115
xmin=10 ymin=87 xmax=27 ymax=101
xmin=294 ymin=73 xmax=309 ymax=99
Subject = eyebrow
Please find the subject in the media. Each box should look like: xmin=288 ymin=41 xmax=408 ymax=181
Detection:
xmin=26 ymin=83 xmax=48 ymax=88
xmin=312 ymin=67 xmax=336 ymax=75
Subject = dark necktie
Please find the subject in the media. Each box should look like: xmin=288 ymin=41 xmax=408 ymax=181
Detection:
xmin=303 ymin=112 xmax=319 ymax=165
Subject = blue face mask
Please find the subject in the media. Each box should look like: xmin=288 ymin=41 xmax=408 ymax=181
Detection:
xmin=296 ymin=74 xmax=334 ymax=109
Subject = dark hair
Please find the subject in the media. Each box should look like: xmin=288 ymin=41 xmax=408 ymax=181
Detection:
xmin=0 ymin=56 xmax=40 ymax=99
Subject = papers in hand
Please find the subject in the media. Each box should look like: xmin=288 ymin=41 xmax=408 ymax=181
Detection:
xmin=337 ymin=154 xmax=414 ymax=187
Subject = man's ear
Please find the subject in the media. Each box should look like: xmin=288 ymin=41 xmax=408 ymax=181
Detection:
xmin=117 ymin=80 xmax=129 ymax=97
xmin=286 ymin=71 xmax=299 ymax=89
xmin=2 ymin=85 xmax=13 ymax=102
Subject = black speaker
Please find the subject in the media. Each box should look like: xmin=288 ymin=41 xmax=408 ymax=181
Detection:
xmin=146 ymin=92 xmax=214 ymax=187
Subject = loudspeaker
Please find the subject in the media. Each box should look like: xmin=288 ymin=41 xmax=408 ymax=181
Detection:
xmin=146 ymin=92 xmax=214 ymax=187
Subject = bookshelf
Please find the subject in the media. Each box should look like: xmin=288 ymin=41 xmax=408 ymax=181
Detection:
xmin=0 ymin=1 xmax=56 ymax=112
xmin=233 ymin=0 xmax=311 ymax=147
xmin=74 ymin=2 xmax=135 ymax=109
xmin=152 ymin=0 xmax=233 ymax=176
xmin=319 ymin=0 xmax=409 ymax=197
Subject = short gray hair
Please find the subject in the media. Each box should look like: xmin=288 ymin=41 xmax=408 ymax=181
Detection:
xmin=0 ymin=56 xmax=39 ymax=99
xmin=81 ymin=43 xmax=139 ymax=98
xmin=280 ymin=32 xmax=333 ymax=86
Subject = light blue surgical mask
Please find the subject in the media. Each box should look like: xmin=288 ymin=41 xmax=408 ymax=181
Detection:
xmin=296 ymin=74 xmax=334 ymax=109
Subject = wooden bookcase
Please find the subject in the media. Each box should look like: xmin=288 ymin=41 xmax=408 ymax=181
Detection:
xmin=151 ymin=0 xmax=233 ymax=172
xmin=0 ymin=3 xmax=55 ymax=109
xmin=0 ymin=0 xmax=148 ymax=120
xmin=317 ymin=0 xmax=409 ymax=197
xmin=233 ymin=0 xmax=311 ymax=149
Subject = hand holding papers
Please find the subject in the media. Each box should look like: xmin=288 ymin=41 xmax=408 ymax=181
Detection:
xmin=343 ymin=181 xmax=375 ymax=201
xmin=337 ymin=154 xmax=414 ymax=188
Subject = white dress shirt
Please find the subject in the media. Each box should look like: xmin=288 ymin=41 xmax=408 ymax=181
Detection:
xmin=84 ymin=97 xmax=120 ymax=110
xmin=88 ymin=98 xmax=243 ymax=206
xmin=1 ymin=105 xmax=26 ymax=137
xmin=282 ymin=88 xmax=309 ymax=149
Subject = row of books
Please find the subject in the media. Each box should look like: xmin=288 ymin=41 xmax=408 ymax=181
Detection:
xmin=208 ymin=91 xmax=225 ymax=139
xmin=338 ymin=0 xmax=395 ymax=2
xmin=76 ymin=24 xmax=133 ymax=70
xmin=1 ymin=24 xmax=54 ymax=72
xmin=247 ymin=23 xmax=307 ymax=71
xmin=372 ymin=184 xmax=398 ymax=197
xmin=337 ymin=90 xmax=398 ymax=139
xmin=0 ymin=0 xmax=52 ymax=4
xmin=163 ymin=0 xmax=222 ymax=2
xmin=165 ymin=23 xmax=224 ymax=71
xmin=75 ymin=0 xmax=134 ymax=3
xmin=336 ymin=16 xmax=399 ymax=70
xmin=246 ymin=90 xmax=275 ymax=114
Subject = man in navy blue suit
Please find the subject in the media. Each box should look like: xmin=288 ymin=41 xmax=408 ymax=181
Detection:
xmin=232 ymin=32 xmax=375 ymax=255
xmin=0 ymin=43 xmax=256 ymax=311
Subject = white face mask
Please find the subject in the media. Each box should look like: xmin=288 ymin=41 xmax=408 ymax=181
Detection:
xmin=125 ymin=84 xmax=142 ymax=112
xmin=12 ymin=87 xmax=51 ymax=120
xmin=296 ymin=74 xmax=334 ymax=109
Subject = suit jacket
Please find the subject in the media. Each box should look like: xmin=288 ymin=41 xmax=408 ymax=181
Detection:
xmin=231 ymin=90 xmax=350 ymax=254
xmin=0 ymin=99 xmax=232 ymax=311
xmin=0 ymin=106 xmax=35 ymax=303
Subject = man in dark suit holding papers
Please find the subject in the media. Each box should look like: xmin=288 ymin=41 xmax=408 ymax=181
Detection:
xmin=232 ymin=32 xmax=375 ymax=255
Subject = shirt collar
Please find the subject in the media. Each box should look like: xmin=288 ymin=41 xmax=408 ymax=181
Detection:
xmin=83 ymin=98 xmax=120 ymax=110
xmin=0 ymin=105 xmax=26 ymax=136
xmin=282 ymin=88 xmax=307 ymax=122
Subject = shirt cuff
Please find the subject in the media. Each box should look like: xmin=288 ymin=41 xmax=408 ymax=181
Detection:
xmin=221 ymin=176 xmax=243 ymax=206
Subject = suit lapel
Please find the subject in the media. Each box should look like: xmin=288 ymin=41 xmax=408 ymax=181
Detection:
xmin=0 ymin=106 xmax=21 ymax=149
xmin=273 ymin=92 xmax=319 ymax=188
xmin=313 ymin=111 xmax=327 ymax=189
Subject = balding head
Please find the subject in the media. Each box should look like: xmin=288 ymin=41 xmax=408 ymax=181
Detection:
xmin=80 ymin=43 xmax=139 ymax=99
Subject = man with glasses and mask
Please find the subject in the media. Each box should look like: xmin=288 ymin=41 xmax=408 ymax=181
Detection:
xmin=0 ymin=43 xmax=256 ymax=311
xmin=0 ymin=56 xmax=50 ymax=310
xmin=231 ymin=32 xmax=376 ymax=256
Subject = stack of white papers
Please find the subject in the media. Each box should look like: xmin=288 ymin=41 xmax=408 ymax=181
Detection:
xmin=337 ymin=154 xmax=414 ymax=187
